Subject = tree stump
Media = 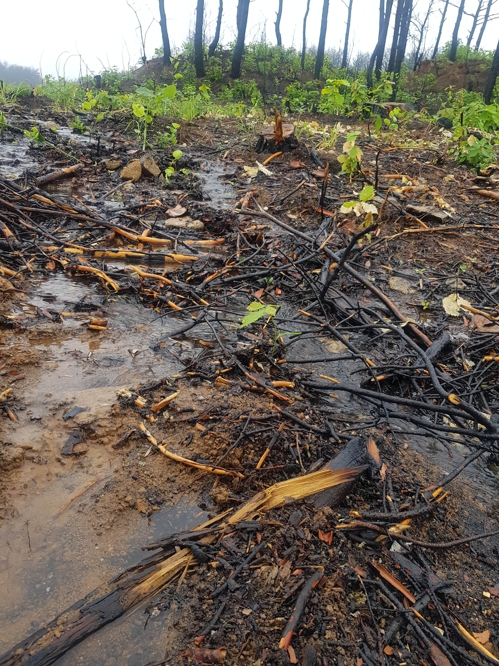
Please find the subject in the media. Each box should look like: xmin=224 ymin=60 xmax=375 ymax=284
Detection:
xmin=256 ymin=112 xmax=298 ymax=153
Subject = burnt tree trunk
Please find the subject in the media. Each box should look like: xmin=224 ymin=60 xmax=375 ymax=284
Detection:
xmin=484 ymin=39 xmax=499 ymax=103
xmin=387 ymin=0 xmax=404 ymax=72
xmin=209 ymin=0 xmax=223 ymax=57
xmin=449 ymin=0 xmax=466 ymax=61
xmin=390 ymin=0 xmax=413 ymax=99
xmin=467 ymin=0 xmax=484 ymax=46
xmin=158 ymin=0 xmax=171 ymax=65
xmin=314 ymin=0 xmax=330 ymax=79
xmin=394 ymin=0 xmax=413 ymax=76
xmin=367 ymin=0 xmax=394 ymax=87
xmin=432 ymin=0 xmax=450 ymax=59
xmin=301 ymin=0 xmax=311 ymax=70
xmin=375 ymin=0 xmax=385 ymax=74
xmin=275 ymin=0 xmax=284 ymax=47
xmin=475 ymin=0 xmax=495 ymax=50
xmin=194 ymin=0 xmax=206 ymax=77
xmin=342 ymin=0 xmax=354 ymax=68
xmin=375 ymin=0 xmax=390 ymax=76
xmin=231 ymin=0 xmax=251 ymax=79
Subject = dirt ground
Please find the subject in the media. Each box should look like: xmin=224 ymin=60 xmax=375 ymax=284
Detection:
xmin=0 ymin=100 xmax=498 ymax=666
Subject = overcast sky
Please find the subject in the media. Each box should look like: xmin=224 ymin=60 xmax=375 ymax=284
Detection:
xmin=2 ymin=0 xmax=496 ymax=79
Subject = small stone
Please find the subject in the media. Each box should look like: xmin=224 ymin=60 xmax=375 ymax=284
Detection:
xmin=120 ymin=160 xmax=142 ymax=182
xmin=135 ymin=498 xmax=150 ymax=514
xmin=164 ymin=216 xmax=204 ymax=230
xmin=141 ymin=154 xmax=161 ymax=178
xmin=104 ymin=159 xmax=122 ymax=171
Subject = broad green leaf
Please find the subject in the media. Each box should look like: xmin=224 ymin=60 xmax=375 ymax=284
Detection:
xmin=359 ymin=185 xmax=375 ymax=202
xmin=375 ymin=115 xmax=383 ymax=132
xmin=240 ymin=309 xmax=268 ymax=327
xmin=265 ymin=305 xmax=277 ymax=317
xmin=246 ymin=301 xmax=266 ymax=312
xmin=172 ymin=149 xmax=183 ymax=160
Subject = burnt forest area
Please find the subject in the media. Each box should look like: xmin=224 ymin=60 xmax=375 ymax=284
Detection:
xmin=1 ymin=1 xmax=499 ymax=665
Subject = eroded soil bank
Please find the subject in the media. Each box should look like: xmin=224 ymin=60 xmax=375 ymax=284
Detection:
xmin=0 ymin=101 xmax=498 ymax=666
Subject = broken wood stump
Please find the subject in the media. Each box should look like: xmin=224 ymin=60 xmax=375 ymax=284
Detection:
xmin=256 ymin=111 xmax=298 ymax=153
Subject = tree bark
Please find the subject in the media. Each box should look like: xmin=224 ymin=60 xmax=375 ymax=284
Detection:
xmin=449 ymin=0 xmax=466 ymax=61
xmin=432 ymin=0 xmax=450 ymax=59
xmin=367 ymin=0 xmax=394 ymax=87
xmin=301 ymin=0 xmax=311 ymax=70
xmin=208 ymin=0 xmax=223 ymax=57
xmin=375 ymin=0 xmax=387 ymax=75
xmin=387 ymin=0 xmax=404 ymax=72
xmin=194 ymin=0 xmax=206 ymax=77
xmin=394 ymin=0 xmax=413 ymax=75
xmin=275 ymin=0 xmax=284 ymax=47
xmin=314 ymin=0 xmax=330 ymax=79
xmin=467 ymin=0 xmax=483 ymax=46
xmin=475 ymin=0 xmax=495 ymax=50
xmin=158 ymin=0 xmax=171 ymax=65
xmin=231 ymin=0 xmax=251 ymax=79
xmin=484 ymin=39 xmax=499 ymax=103
xmin=342 ymin=0 xmax=354 ymax=68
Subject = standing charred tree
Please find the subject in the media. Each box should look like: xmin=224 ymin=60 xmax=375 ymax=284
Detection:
xmin=209 ymin=0 xmax=224 ymax=57
xmin=449 ymin=0 xmax=466 ymax=61
xmin=301 ymin=0 xmax=311 ymax=70
xmin=341 ymin=0 xmax=354 ymax=68
xmin=475 ymin=0 xmax=497 ymax=50
xmin=158 ymin=0 xmax=171 ymax=65
xmin=412 ymin=2 xmax=434 ymax=70
xmin=484 ymin=39 xmax=499 ymax=103
xmin=194 ymin=0 xmax=206 ymax=77
xmin=432 ymin=0 xmax=450 ymax=59
xmin=275 ymin=0 xmax=284 ymax=47
xmin=394 ymin=0 xmax=413 ymax=75
xmin=387 ymin=0 xmax=405 ymax=73
xmin=467 ymin=0 xmax=484 ymax=46
xmin=375 ymin=0 xmax=389 ymax=76
xmin=367 ymin=0 xmax=394 ymax=87
xmin=231 ymin=0 xmax=251 ymax=79
xmin=314 ymin=0 xmax=330 ymax=79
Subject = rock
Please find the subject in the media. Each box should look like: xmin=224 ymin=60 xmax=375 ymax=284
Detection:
xmin=120 ymin=160 xmax=142 ymax=182
xmin=164 ymin=216 xmax=204 ymax=230
xmin=406 ymin=204 xmax=452 ymax=222
xmin=135 ymin=498 xmax=150 ymax=515
xmin=389 ymin=276 xmax=414 ymax=295
xmin=141 ymin=154 xmax=161 ymax=178
xmin=104 ymin=159 xmax=122 ymax=171
xmin=0 ymin=277 xmax=15 ymax=293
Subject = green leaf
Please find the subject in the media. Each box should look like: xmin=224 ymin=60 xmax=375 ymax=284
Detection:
xmin=359 ymin=185 xmax=375 ymax=202
xmin=240 ymin=309 xmax=268 ymax=327
xmin=265 ymin=305 xmax=277 ymax=317
xmin=172 ymin=149 xmax=183 ymax=160
xmin=246 ymin=301 xmax=266 ymax=312
xmin=375 ymin=114 xmax=382 ymax=132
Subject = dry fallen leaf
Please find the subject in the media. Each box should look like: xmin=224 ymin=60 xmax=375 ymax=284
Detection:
xmin=470 ymin=314 xmax=499 ymax=333
xmin=318 ymin=529 xmax=333 ymax=545
xmin=166 ymin=204 xmax=187 ymax=218
xmin=442 ymin=293 xmax=472 ymax=317
xmin=289 ymin=160 xmax=305 ymax=169
xmin=383 ymin=646 xmax=394 ymax=656
xmin=472 ymin=630 xmax=491 ymax=645
xmin=389 ymin=276 xmax=414 ymax=295
xmin=430 ymin=642 xmax=453 ymax=666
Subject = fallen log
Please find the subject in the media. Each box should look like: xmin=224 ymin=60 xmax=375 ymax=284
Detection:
xmin=0 ymin=466 xmax=365 ymax=666
xmin=35 ymin=164 xmax=82 ymax=187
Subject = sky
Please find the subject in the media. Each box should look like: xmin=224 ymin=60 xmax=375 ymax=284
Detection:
xmin=1 ymin=0 xmax=497 ymax=79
